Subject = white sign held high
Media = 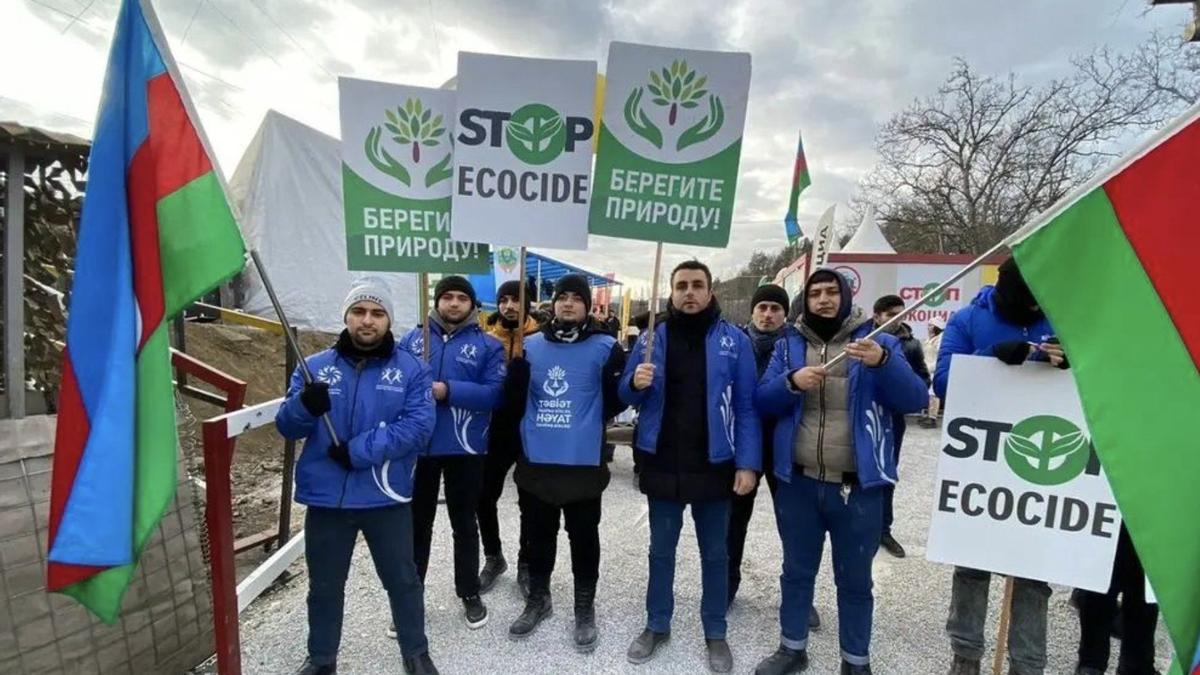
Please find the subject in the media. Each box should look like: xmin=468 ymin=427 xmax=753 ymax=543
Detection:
xmin=451 ymin=53 xmax=597 ymax=250
xmin=926 ymin=356 xmax=1120 ymax=592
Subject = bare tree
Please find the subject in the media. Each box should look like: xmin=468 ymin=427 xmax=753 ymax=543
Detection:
xmin=857 ymin=37 xmax=1197 ymax=254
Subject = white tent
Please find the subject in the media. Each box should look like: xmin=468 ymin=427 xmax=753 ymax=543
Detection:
xmin=228 ymin=111 xmax=418 ymax=334
xmin=841 ymin=205 xmax=895 ymax=254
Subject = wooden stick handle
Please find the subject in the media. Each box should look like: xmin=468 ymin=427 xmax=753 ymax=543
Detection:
xmin=515 ymin=247 xmax=528 ymax=358
xmin=642 ymin=242 xmax=665 ymax=364
xmin=992 ymin=576 xmax=1016 ymax=675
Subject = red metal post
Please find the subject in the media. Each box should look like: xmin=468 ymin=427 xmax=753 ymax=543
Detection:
xmin=201 ymin=419 xmax=241 ymax=675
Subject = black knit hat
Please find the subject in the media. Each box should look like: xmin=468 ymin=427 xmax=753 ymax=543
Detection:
xmin=496 ymin=280 xmax=532 ymax=313
xmin=750 ymin=284 xmax=789 ymax=312
xmin=434 ymin=275 xmax=477 ymax=307
xmin=552 ymin=274 xmax=592 ymax=314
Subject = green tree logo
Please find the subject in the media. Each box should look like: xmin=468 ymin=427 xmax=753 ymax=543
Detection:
xmin=365 ymin=98 xmax=452 ymax=188
xmin=505 ymin=103 xmax=566 ymax=165
xmin=1003 ymin=415 xmax=1091 ymax=486
xmin=496 ymin=247 xmax=519 ymax=273
xmin=624 ymin=59 xmax=724 ymax=151
xmin=922 ymin=282 xmax=948 ymax=307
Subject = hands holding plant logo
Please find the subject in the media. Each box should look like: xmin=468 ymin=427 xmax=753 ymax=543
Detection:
xmin=623 ymin=60 xmax=725 ymax=151
xmin=365 ymin=98 xmax=453 ymax=188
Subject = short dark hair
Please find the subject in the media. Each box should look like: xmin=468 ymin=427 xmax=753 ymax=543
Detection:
xmin=873 ymin=294 xmax=905 ymax=314
xmin=670 ymin=259 xmax=712 ymax=288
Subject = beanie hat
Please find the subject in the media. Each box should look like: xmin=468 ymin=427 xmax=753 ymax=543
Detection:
xmin=750 ymin=284 xmax=789 ymax=312
xmin=552 ymin=274 xmax=592 ymax=314
xmin=343 ymin=277 xmax=394 ymax=322
xmin=496 ymin=280 xmax=532 ymax=313
xmin=434 ymin=275 xmax=477 ymax=308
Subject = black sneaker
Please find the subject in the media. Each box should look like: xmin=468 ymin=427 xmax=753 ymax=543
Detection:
xmin=385 ymin=622 xmax=397 ymax=639
xmin=809 ymin=607 xmax=821 ymax=631
xmin=880 ymin=532 xmax=906 ymax=558
xmin=403 ymin=652 xmax=439 ymax=675
xmin=294 ymin=658 xmax=336 ymax=675
xmin=841 ymin=661 xmax=871 ymax=675
xmin=754 ymin=645 xmax=808 ymax=675
xmin=626 ymin=629 xmax=670 ymax=664
xmin=479 ymin=554 xmax=507 ymax=594
xmin=463 ymin=595 xmax=489 ymax=629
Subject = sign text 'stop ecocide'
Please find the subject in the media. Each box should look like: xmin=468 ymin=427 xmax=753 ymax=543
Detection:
xmin=451 ymin=53 xmax=596 ymax=250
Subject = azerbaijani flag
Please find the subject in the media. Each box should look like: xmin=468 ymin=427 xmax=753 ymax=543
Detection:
xmin=1009 ymin=102 xmax=1200 ymax=673
xmin=47 ymin=0 xmax=246 ymax=623
xmin=783 ymin=130 xmax=811 ymax=245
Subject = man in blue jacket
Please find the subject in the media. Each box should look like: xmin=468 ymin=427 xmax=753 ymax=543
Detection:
xmin=275 ymin=279 xmax=439 ymax=675
xmin=621 ymin=260 xmax=760 ymax=674
xmin=753 ymin=269 xmax=928 ymax=675
xmin=935 ymin=258 xmax=1065 ymax=675
xmin=399 ymin=275 xmax=505 ymax=631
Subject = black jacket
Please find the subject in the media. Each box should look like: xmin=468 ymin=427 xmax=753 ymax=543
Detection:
xmin=894 ymin=323 xmax=931 ymax=387
xmin=505 ymin=321 xmax=628 ymax=505
xmin=634 ymin=301 xmax=735 ymax=502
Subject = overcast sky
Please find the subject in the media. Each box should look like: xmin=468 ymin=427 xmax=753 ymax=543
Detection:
xmin=2 ymin=0 xmax=1193 ymax=295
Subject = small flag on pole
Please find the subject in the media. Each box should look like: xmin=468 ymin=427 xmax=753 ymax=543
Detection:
xmin=783 ymin=130 xmax=812 ymax=245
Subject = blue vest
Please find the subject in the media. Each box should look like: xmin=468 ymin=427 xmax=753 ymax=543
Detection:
xmin=520 ymin=333 xmax=615 ymax=466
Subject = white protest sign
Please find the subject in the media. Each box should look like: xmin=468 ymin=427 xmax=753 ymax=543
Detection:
xmin=926 ymin=356 xmax=1120 ymax=592
xmin=338 ymin=77 xmax=488 ymax=273
xmin=451 ymin=52 xmax=596 ymax=250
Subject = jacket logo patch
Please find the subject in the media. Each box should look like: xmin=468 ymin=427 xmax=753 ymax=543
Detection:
xmin=317 ymin=365 xmax=343 ymax=386
xmin=543 ymin=365 xmax=570 ymax=397
xmin=718 ymin=334 xmax=737 ymax=358
xmin=409 ymin=335 xmax=424 ymax=355
xmin=456 ymin=342 xmax=479 ymax=366
xmin=380 ymin=367 xmax=404 ymax=385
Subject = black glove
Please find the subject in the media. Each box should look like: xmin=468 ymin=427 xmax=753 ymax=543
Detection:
xmin=992 ymin=340 xmax=1031 ymax=366
xmin=300 ymin=381 xmax=331 ymax=417
xmin=327 ymin=443 xmax=352 ymax=471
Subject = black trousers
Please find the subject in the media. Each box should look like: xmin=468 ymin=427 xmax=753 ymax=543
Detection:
xmin=520 ymin=488 xmax=602 ymax=590
xmin=1077 ymin=524 xmax=1159 ymax=674
xmin=476 ymin=444 xmax=529 ymax=564
xmin=728 ymin=472 xmax=778 ymax=589
xmin=412 ymin=454 xmax=485 ymax=599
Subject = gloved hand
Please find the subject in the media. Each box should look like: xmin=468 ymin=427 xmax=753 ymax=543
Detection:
xmin=992 ymin=341 xmax=1031 ymax=366
xmin=327 ymin=443 xmax=353 ymax=471
xmin=300 ymin=381 xmax=331 ymax=417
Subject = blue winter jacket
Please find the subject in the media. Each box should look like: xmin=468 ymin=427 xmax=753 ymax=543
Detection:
xmin=755 ymin=323 xmax=929 ymax=489
xmin=399 ymin=318 xmax=505 ymax=456
xmin=933 ymin=286 xmax=1055 ymax=399
xmin=619 ymin=318 xmax=762 ymax=472
xmin=276 ymin=342 xmax=435 ymax=508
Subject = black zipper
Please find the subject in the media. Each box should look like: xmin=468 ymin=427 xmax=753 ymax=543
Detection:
xmin=335 ymin=358 xmax=366 ymax=508
xmin=816 ymin=342 xmax=828 ymax=481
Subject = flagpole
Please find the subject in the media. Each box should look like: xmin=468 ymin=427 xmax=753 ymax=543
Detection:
xmin=249 ymin=251 xmax=340 ymax=445
xmin=419 ymin=273 xmax=431 ymax=362
xmin=643 ymin=242 xmax=665 ymax=364
xmin=514 ymin=247 xmax=529 ymax=357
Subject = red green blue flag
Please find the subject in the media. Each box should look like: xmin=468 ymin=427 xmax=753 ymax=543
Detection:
xmin=783 ymin=130 xmax=811 ymax=245
xmin=47 ymin=0 xmax=246 ymax=623
xmin=1010 ymin=103 xmax=1200 ymax=674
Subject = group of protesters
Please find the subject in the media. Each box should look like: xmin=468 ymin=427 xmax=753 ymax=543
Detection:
xmin=273 ymin=256 xmax=1156 ymax=675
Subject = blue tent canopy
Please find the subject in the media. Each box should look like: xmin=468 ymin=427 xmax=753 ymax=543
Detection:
xmin=468 ymin=250 xmax=621 ymax=309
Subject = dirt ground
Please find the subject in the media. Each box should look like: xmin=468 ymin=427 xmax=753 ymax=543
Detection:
xmin=176 ymin=321 xmax=336 ymax=566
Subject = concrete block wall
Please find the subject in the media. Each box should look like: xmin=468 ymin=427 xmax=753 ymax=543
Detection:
xmin=0 ymin=415 xmax=215 ymax=674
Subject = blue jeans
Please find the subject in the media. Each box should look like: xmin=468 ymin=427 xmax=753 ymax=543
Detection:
xmin=645 ymin=497 xmax=730 ymax=639
xmin=305 ymin=505 xmax=428 ymax=664
xmin=775 ymin=475 xmax=882 ymax=666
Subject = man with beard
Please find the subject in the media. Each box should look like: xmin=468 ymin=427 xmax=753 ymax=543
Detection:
xmin=477 ymin=280 xmax=541 ymax=596
xmin=871 ymin=294 xmax=932 ymax=559
xmin=276 ymin=279 xmax=439 ymax=675
xmin=935 ymin=258 xmax=1066 ymax=675
xmin=502 ymin=274 xmax=628 ymax=653
xmin=399 ymin=276 xmax=505 ymax=632
xmin=621 ymin=260 xmax=761 ymax=674
xmin=753 ymin=269 xmax=928 ymax=675
xmin=726 ymin=284 xmax=819 ymax=629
